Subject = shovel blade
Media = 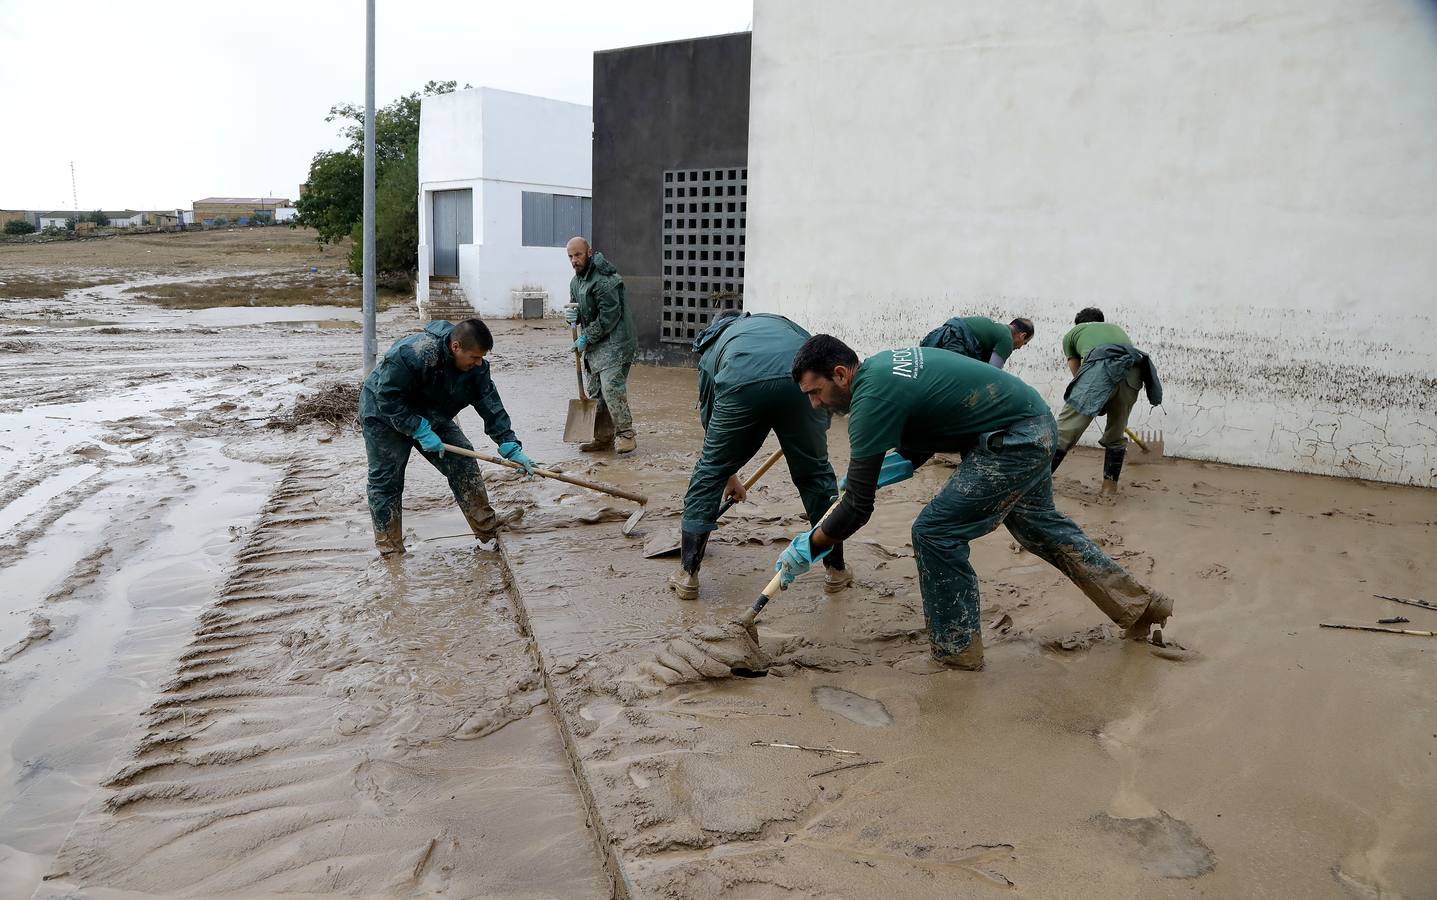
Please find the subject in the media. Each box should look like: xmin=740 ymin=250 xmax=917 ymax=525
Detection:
xmin=643 ymin=527 xmax=682 ymax=559
xmin=1129 ymin=429 xmax=1165 ymax=465
xmin=563 ymin=398 xmax=600 ymax=443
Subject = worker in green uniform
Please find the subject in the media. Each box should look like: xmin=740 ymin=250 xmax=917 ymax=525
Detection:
xmin=565 ymin=237 xmax=638 ymax=453
xmin=774 ymin=335 xmax=1174 ymax=672
xmin=1052 ymin=307 xmax=1162 ymax=494
xmin=669 ymin=312 xmax=848 ymax=600
xmin=360 ymin=318 xmax=536 ymax=555
xmin=920 ymin=316 xmax=1034 ymax=368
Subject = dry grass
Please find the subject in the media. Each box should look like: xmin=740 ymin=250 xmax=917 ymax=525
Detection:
xmin=268 ymin=380 xmax=362 ymax=432
xmin=0 ymin=274 xmax=122 ymax=299
xmin=123 ymin=274 xmax=411 ymax=310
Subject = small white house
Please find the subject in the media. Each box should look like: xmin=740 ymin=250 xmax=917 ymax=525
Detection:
xmin=38 ymin=212 xmax=75 ymax=230
xmin=416 ymin=87 xmax=592 ymax=318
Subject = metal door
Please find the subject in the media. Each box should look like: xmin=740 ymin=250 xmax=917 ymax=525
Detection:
xmin=431 ymin=189 xmax=473 ymax=277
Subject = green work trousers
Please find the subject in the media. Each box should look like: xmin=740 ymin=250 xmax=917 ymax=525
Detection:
xmin=1057 ymin=364 xmax=1142 ymax=451
xmin=361 ymin=415 xmax=499 ymax=538
xmin=584 ymin=357 xmax=634 ymax=439
xmin=682 ymin=378 xmax=838 ymax=548
xmin=913 ymin=414 xmax=1155 ymax=660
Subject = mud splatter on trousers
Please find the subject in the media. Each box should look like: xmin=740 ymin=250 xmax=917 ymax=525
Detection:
xmin=913 ymin=414 xmax=1156 ymax=660
xmin=680 ymin=379 xmax=841 ymax=566
xmin=361 ymin=414 xmax=499 ymax=543
xmin=584 ymin=356 xmax=635 ymax=439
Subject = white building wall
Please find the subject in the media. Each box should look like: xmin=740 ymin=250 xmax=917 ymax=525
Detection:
xmin=416 ymin=87 xmax=591 ymax=317
xmin=745 ymin=0 xmax=1437 ymax=486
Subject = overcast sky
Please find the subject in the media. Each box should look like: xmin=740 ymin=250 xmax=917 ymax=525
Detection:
xmin=0 ymin=0 xmax=752 ymax=212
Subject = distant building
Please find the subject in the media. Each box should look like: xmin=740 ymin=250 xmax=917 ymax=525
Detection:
xmin=193 ymin=197 xmax=292 ymax=225
xmin=416 ymin=87 xmax=592 ymax=318
xmin=38 ymin=211 xmax=78 ymax=230
xmin=0 ymin=210 xmax=40 ymax=230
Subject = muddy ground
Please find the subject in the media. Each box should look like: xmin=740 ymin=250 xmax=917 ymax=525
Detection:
xmin=1 ymin=230 xmax=1433 ymax=898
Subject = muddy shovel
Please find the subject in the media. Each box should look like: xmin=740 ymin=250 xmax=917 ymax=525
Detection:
xmin=563 ymin=322 xmax=600 ymax=444
xmin=1125 ymin=428 xmax=1165 ymax=465
xmin=642 ymin=448 xmax=786 ymax=558
xmin=440 ymin=443 xmax=647 ymax=534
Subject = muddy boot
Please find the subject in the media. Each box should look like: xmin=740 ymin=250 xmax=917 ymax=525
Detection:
xmin=1124 ymin=591 xmax=1174 ymax=640
xmin=896 ymin=632 xmax=984 ymax=674
xmin=374 ymin=514 xmax=405 ymax=556
xmin=1051 ymin=447 xmax=1068 ymax=472
xmin=1101 ymin=446 xmax=1126 ymax=495
xmin=615 ymin=431 xmax=637 ymax=455
xmin=822 ymin=544 xmax=851 ymax=594
xmin=947 ymin=631 xmax=985 ymax=670
xmin=667 ymin=530 xmax=708 ymax=601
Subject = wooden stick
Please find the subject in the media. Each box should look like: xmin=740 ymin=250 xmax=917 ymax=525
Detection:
xmin=716 ymin=447 xmax=785 ymax=518
xmin=1374 ymin=594 xmax=1437 ymax=613
xmin=750 ymin=740 xmax=859 ymax=755
xmin=1320 ymin=623 xmax=1436 ymax=637
xmin=441 ymin=443 xmax=647 ymax=505
xmin=809 ymin=759 xmax=881 ymax=778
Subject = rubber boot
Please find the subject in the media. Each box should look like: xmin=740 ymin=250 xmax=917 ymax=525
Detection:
xmin=374 ymin=513 xmax=405 ymax=556
xmin=1101 ymin=445 xmax=1126 ymax=495
xmin=1124 ymin=591 xmax=1174 ymax=640
xmin=667 ymin=529 xmax=708 ymax=601
xmin=615 ymin=431 xmax=637 ymax=454
xmin=822 ymin=543 xmax=851 ymax=594
xmin=1051 ymin=447 xmax=1068 ymax=473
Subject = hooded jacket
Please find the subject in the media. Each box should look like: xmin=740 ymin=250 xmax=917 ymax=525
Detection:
xmin=359 ymin=320 xmax=518 ymax=446
xmin=692 ymin=312 xmax=815 ymax=429
xmin=1062 ymin=343 xmax=1163 ymax=416
xmin=569 ymin=252 xmax=637 ymax=371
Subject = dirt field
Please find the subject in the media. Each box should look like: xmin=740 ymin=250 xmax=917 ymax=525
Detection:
xmin=1 ymin=229 xmax=1433 ymax=898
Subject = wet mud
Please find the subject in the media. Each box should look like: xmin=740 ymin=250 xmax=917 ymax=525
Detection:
xmin=4 ymin=229 xmax=1436 ymax=897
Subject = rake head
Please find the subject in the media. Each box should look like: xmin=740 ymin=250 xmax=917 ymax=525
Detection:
xmin=1128 ymin=429 xmax=1165 ymax=464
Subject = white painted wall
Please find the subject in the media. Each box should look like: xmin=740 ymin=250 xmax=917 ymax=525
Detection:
xmin=745 ymin=0 xmax=1437 ymax=486
xmin=417 ymin=87 xmax=592 ymax=318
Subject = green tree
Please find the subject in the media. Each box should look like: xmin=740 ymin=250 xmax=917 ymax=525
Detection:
xmin=347 ymin=149 xmax=418 ymax=277
xmin=4 ymin=219 xmax=36 ymax=235
xmin=88 ymin=209 xmax=109 ymax=226
xmin=251 ymin=210 xmax=273 ymax=225
xmin=296 ymin=79 xmax=465 ymax=253
xmin=294 ymin=149 xmax=362 ymax=243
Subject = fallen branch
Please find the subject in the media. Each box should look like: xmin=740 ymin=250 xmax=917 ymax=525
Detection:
xmin=1320 ymin=623 xmax=1436 ymax=637
xmin=1375 ymin=594 xmax=1437 ymax=613
xmin=809 ymin=759 xmax=881 ymax=777
xmin=750 ymin=740 xmax=859 ymax=756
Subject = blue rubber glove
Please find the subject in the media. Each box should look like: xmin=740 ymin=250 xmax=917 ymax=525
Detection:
xmin=412 ymin=418 xmax=444 ymax=456
xmin=774 ymin=530 xmax=832 ymax=588
xmin=839 ymin=450 xmax=916 ymax=490
xmin=564 ymin=305 xmax=579 ymax=325
xmin=573 ymin=334 xmax=589 ymax=352
xmin=497 ymin=441 xmax=535 ymax=477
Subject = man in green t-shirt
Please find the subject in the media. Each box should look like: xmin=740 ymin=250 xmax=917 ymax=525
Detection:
xmin=771 ymin=334 xmax=1174 ymax=672
xmin=1053 ymin=307 xmax=1163 ymax=494
xmin=919 ymin=315 xmax=1034 ymax=368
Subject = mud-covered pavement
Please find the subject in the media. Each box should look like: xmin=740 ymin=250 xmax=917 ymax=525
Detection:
xmin=3 ymin=231 xmax=1435 ymax=898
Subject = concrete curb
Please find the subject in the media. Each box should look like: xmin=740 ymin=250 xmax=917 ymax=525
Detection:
xmin=495 ymin=536 xmax=635 ymax=900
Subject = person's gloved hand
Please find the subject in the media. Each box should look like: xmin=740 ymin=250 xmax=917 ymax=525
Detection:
xmin=497 ymin=441 xmax=535 ymax=477
xmin=564 ymin=306 xmax=579 ymax=325
xmin=774 ymin=530 xmax=831 ymax=588
xmin=839 ymin=450 xmax=916 ymax=490
xmin=412 ymin=418 xmax=444 ymax=456
xmin=573 ymin=334 xmax=589 ymax=353
xmin=877 ymin=451 xmax=916 ymax=488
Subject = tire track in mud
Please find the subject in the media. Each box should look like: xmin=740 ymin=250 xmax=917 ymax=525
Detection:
xmin=43 ymin=463 xmax=612 ymax=899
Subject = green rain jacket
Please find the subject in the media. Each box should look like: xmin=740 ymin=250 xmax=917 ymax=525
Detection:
xmin=359 ymin=320 xmax=519 ymax=445
xmin=1063 ymin=344 xmax=1163 ymax=416
xmin=570 ymin=252 xmax=637 ymax=372
xmin=692 ymin=312 xmax=815 ymax=429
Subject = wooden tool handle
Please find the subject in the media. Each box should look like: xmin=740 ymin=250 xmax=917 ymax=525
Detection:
xmin=569 ymin=323 xmax=586 ymax=401
xmin=716 ymin=448 xmax=786 ymax=518
xmin=441 ymin=443 xmax=647 ymax=505
xmin=739 ymin=492 xmax=845 ymax=627
xmin=1320 ymin=622 xmax=1436 ymax=637
xmin=1124 ymin=428 xmax=1150 ymax=452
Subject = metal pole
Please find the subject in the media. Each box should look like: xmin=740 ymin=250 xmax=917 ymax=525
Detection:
xmin=361 ymin=0 xmax=378 ymax=374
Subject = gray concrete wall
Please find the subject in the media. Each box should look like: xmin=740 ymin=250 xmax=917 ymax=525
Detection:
xmin=745 ymin=0 xmax=1437 ymax=485
xmin=593 ymin=32 xmax=751 ymax=365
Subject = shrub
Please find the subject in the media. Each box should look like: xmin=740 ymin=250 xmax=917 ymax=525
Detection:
xmin=3 ymin=220 xmax=36 ymax=235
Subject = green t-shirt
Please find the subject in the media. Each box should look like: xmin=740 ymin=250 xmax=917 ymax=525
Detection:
xmin=847 ymin=347 xmax=1050 ymax=458
xmin=1062 ymin=322 xmax=1132 ymax=361
xmin=964 ymin=316 xmax=1014 ymax=362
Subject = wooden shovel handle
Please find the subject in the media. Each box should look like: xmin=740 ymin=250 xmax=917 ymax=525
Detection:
xmin=570 ymin=322 xmax=586 ymax=401
xmin=441 ymin=443 xmax=647 ymax=505
xmin=716 ymin=448 xmax=786 ymax=518
xmin=1124 ymin=428 xmax=1150 ymax=452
